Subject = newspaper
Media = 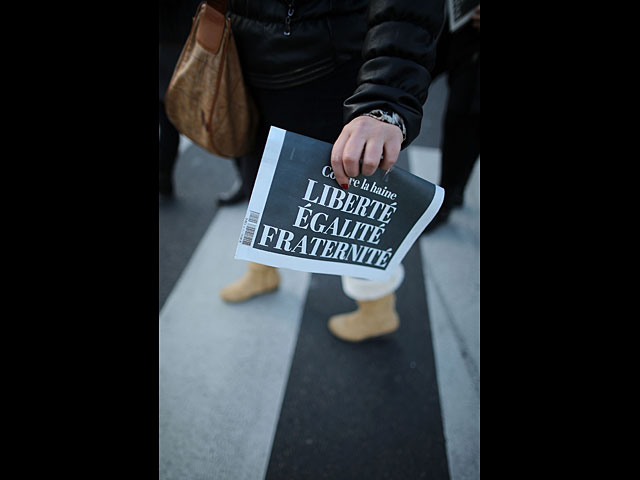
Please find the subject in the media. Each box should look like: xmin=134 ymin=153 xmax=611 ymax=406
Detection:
xmin=447 ymin=0 xmax=479 ymax=32
xmin=235 ymin=127 xmax=444 ymax=281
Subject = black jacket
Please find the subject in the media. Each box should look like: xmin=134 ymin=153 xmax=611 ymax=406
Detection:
xmin=229 ymin=0 xmax=445 ymax=147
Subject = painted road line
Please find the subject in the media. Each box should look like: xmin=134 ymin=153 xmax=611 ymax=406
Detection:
xmin=160 ymin=202 xmax=311 ymax=480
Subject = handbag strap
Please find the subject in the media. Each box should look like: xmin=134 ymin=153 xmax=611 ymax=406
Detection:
xmin=206 ymin=0 xmax=227 ymax=15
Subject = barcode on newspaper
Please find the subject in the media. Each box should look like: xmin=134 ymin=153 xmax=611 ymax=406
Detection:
xmin=240 ymin=210 xmax=260 ymax=246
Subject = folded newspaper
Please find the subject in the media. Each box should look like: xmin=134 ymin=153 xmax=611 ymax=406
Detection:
xmin=235 ymin=127 xmax=444 ymax=281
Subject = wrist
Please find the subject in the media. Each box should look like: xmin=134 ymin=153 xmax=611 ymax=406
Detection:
xmin=361 ymin=109 xmax=407 ymax=142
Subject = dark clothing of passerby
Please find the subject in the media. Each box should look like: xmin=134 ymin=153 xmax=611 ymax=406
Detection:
xmin=159 ymin=0 xmax=201 ymax=197
xmin=425 ymin=15 xmax=480 ymax=232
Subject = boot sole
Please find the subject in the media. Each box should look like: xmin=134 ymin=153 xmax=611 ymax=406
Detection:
xmin=329 ymin=325 xmax=399 ymax=344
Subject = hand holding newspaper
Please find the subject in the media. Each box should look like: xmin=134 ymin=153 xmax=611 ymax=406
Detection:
xmin=235 ymin=127 xmax=444 ymax=281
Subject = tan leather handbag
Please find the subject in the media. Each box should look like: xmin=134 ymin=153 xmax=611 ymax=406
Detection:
xmin=165 ymin=0 xmax=259 ymax=158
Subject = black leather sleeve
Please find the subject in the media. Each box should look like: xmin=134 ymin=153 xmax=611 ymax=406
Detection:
xmin=343 ymin=0 xmax=445 ymax=148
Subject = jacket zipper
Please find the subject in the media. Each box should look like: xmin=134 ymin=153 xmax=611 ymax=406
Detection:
xmin=284 ymin=0 xmax=295 ymax=36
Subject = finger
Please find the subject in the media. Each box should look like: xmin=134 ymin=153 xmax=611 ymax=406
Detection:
xmin=341 ymin=134 xmax=366 ymax=179
xmin=380 ymin=139 xmax=401 ymax=172
xmin=331 ymin=130 xmax=351 ymax=189
xmin=361 ymin=140 xmax=384 ymax=176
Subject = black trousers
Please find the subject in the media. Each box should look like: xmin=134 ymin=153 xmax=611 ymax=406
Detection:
xmin=440 ymin=58 xmax=480 ymax=206
xmin=159 ymin=100 xmax=180 ymax=178
xmin=238 ymin=61 xmax=362 ymax=198
xmin=434 ymin=23 xmax=481 ymax=208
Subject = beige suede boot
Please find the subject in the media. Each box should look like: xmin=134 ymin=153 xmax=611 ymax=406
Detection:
xmin=327 ymin=293 xmax=400 ymax=342
xmin=220 ymin=262 xmax=280 ymax=303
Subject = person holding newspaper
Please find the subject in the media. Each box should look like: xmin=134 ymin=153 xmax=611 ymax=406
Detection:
xmin=220 ymin=0 xmax=445 ymax=342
